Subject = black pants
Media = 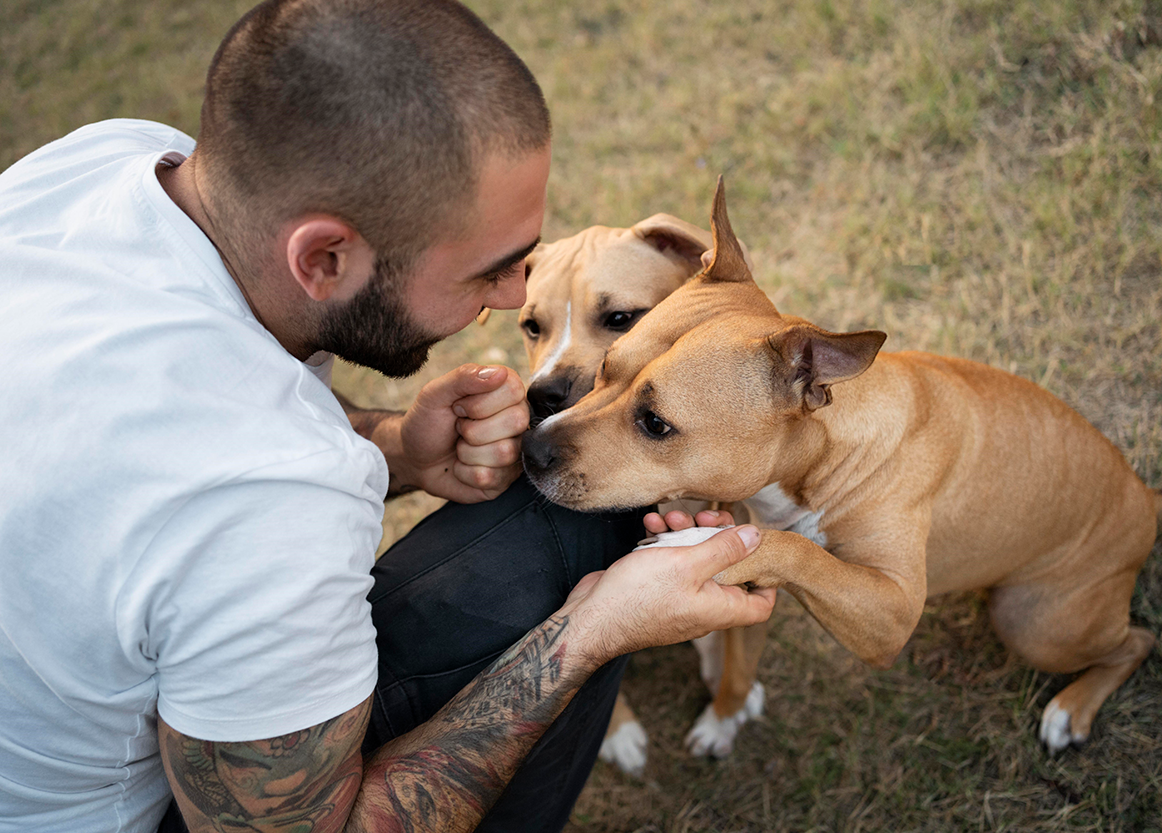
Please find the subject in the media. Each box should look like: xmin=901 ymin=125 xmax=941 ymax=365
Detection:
xmin=160 ymin=475 xmax=646 ymax=833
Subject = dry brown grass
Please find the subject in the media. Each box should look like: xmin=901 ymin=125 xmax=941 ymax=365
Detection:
xmin=3 ymin=0 xmax=1160 ymax=830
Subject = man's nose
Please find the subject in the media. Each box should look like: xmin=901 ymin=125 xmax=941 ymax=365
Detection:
xmin=487 ymin=265 xmax=528 ymax=310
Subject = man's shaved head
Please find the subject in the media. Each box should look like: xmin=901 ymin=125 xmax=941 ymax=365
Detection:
xmin=194 ymin=0 xmax=551 ymax=277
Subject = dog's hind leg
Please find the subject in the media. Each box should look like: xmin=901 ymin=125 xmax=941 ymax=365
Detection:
xmin=684 ymin=622 xmax=768 ymax=757
xmin=1036 ymin=624 xmax=1154 ymax=754
xmin=988 ymin=510 xmax=1156 ymax=754
xmin=598 ymin=689 xmax=649 ymax=777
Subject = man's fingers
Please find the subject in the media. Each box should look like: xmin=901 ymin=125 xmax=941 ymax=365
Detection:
xmin=695 ymin=508 xmax=732 ymax=527
xmin=452 ymin=371 xmax=526 ymax=421
xmin=414 ymin=365 xmax=511 ymax=413
xmin=644 ymin=507 xmax=733 ymax=537
xmin=456 ymin=436 xmax=521 ymax=467
xmin=660 ymin=510 xmax=696 ymax=531
xmin=643 ymin=512 xmax=668 ymax=534
xmin=712 ymin=583 xmax=777 ymax=626
xmin=452 ymin=459 xmax=521 ymax=497
xmin=456 ymin=402 xmax=529 ymax=446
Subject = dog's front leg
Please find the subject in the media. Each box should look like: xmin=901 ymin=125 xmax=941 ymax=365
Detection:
xmin=713 ymin=525 xmax=928 ymax=669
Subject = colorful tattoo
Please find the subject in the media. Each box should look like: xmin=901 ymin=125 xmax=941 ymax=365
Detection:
xmin=162 ymin=614 xmax=587 ymax=833
xmin=160 ymin=700 xmax=369 ymax=832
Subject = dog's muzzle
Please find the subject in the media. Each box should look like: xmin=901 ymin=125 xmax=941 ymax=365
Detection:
xmin=526 ymin=368 xmax=594 ymax=424
xmin=520 ymin=428 xmax=559 ymax=476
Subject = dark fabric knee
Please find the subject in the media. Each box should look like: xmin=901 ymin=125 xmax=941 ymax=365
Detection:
xmin=364 ymin=475 xmax=646 ymax=745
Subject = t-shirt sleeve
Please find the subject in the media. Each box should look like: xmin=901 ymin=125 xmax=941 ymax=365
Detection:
xmin=133 ymin=450 xmax=382 ymax=742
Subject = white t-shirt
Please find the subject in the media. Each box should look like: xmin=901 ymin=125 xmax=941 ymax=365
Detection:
xmin=0 ymin=120 xmax=388 ymax=833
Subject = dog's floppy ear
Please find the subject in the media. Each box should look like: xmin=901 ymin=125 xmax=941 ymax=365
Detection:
xmin=767 ymin=324 xmax=887 ymax=411
xmin=631 ymin=214 xmax=712 ymax=275
xmin=700 ymin=176 xmax=754 ymax=284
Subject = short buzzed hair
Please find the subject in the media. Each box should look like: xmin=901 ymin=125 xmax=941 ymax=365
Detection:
xmin=195 ymin=0 xmax=551 ymax=274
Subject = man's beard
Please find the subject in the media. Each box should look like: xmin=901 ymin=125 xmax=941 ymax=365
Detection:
xmin=316 ymin=258 xmax=442 ymax=379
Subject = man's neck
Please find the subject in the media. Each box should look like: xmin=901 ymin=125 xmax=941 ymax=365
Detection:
xmin=156 ymin=158 xmax=313 ymax=361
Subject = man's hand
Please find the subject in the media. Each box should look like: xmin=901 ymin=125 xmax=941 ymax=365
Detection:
xmin=560 ymin=514 xmax=777 ymax=667
xmin=643 ymin=505 xmax=736 ymax=537
xmin=389 ymin=364 xmax=528 ymax=503
xmin=160 ymin=508 xmax=778 ymax=833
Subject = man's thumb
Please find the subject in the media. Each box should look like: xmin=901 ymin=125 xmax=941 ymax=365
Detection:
xmin=700 ymin=525 xmax=760 ymax=573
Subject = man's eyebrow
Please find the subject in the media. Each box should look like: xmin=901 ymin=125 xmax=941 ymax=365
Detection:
xmin=474 ymin=237 xmax=540 ymax=279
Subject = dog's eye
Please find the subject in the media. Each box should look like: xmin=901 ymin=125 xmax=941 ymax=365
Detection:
xmin=521 ymin=318 xmax=540 ymax=338
xmin=603 ymin=310 xmax=642 ymax=332
xmin=637 ymin=409 xmax=672 ymax=438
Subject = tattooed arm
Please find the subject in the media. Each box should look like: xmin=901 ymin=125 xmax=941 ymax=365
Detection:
xmin=159 ymin=614 xmax=588 ymax=833
xmin=159 ymin=516 xmax=777 ymax=832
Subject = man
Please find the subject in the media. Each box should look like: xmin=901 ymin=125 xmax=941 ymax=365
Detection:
xmin=0 ymin=1 xmax=777 ymax=831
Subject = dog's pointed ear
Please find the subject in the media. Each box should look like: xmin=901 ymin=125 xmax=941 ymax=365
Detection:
xmin=700 ymin=176 xmax=754 ymax=284
xmin=768 ymin=324 xmax=887 ymax=411
xmin=631 ymin=214 xmax=712 ymax=275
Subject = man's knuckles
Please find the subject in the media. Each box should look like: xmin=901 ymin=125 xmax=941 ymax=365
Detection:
xmin=456 ymin=436 xmax=521 ymax=467
xmin=457 ymin=460 xmax=519 ymax=491
xmin=456 ymin=408 xmax=527 ymax=445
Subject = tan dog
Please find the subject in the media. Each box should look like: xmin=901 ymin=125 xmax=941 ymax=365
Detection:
xmin=522 ymin=214 xmax=713 ymax=422
xmin=523 ymin=178 xmax=1160 ymax=755
xmin=520 ymin=216 xmax=767 ymax=775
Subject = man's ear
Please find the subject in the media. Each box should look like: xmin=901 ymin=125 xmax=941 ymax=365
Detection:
xmin=285 ymin=217 xmax=375 ymax=302
xmin=768 ymin=324 xmax=887 ymax=411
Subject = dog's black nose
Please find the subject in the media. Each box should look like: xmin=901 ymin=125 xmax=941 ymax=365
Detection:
xmin=527 ymin=375 xmax=572 ymax=422
xmin=520 ymin=429 xmax=557 ymax=474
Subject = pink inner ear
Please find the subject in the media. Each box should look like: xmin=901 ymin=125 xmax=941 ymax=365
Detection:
xmin=642 ymin=229 xmax=707 ymax=268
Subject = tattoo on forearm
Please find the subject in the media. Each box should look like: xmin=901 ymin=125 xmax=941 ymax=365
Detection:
xmin=349 ymin=614 xmax=583 ymax=832
xmin=163 ymin=615 xmax=587 ymax=833
xmin=162 ymin=701 xmax=368 ymax=833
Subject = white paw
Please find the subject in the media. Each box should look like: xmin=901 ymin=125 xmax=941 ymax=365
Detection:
xmin=1039 ymin=700 xmax=1085 ymax=755
xmin=634 ymin=525 xmax=734 ymax=550
xmin=684 ymin=682 xmax=765 ymax=758
xmin=599 ymin=719 xmax=648 ymax=777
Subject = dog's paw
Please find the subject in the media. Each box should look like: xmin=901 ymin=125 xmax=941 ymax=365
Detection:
xmin=599 ymin=718 xmax=648 ymax=777
xmin=634 ymin=525 xmax=733 ymax=551
xmin=684 ymin=682 xmax=765 ymax=758
xmin=1039 ymin=700 xmax=1087 ymax=755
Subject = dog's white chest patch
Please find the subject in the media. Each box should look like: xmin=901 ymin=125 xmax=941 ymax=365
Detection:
xmin=744 ymin=483 xmax=827 ymax=547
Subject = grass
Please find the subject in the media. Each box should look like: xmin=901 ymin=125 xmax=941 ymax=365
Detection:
xmin=3 ymin=0 xmax=1160 ymax=830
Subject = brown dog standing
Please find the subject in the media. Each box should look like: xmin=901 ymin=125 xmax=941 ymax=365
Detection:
xmin=523 ymin=178 xmax=1159 ymax=754
xmin=520 ymin=215 xmax=767 ymax=774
